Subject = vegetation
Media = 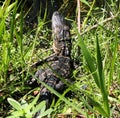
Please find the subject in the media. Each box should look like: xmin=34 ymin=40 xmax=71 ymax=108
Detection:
xmin=0 ymin=0 xmax=120 ymax=117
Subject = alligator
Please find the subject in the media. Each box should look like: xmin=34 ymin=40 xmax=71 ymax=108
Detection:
xmin=32 ymin=11 xmax=72 ymax=115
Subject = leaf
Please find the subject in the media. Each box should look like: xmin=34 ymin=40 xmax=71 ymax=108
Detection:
xmin=5 ymin=1 xmax=17 ymax=15
xmin=0 ymin=18 xmax=5 ymax=42
xmin=88 ymin=97 xmax=108 ymax=117
xmin=40 ymin=103 xmax=46 ymax=115
xmin=40 ymin=108 xmax=53 ymax=118
xmin=25 ymin=93 xmax=40 ymax=113
xmin=32 ymin=101 xmax=46 ymax=114
xmin=11 ymin=110 xmax=24 ymax=117
xmin=80 ymin=0 xmax=90 ymax=7
xmin=109 ymin=31 xmax=118 ymax=85
xmin=96 ymin=34 xmax=110 ymax=116
xmin=0 ymin=6 xmax=3 ymax=18
xmin=10 ymin=0 xmax=18 ymax=42
xmin=7 ymin=98 xmax=22 ymax=111
xmin=76 ymin=26 xmax=100 ymax=88
xmin=21 ymin=99 xmax=29 ymax=109
xmin=0 ymin=0 xmax=10 ymax=17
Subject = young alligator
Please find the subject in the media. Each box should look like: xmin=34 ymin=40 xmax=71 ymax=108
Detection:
xmin=32 ymin=11 xmax=72 ymax=110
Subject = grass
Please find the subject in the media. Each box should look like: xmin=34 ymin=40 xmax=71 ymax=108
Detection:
xmin=0 ymin=0 xmax=120 ymax=117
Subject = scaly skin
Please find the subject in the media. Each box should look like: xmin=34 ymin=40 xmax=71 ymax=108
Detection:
xmin=32 ymin=11 xmax=72 ymax=113
xmin=52 ymin=11 xmax=71 ymax=57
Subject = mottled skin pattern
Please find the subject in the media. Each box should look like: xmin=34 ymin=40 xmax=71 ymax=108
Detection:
xmin=52 ymin=11 xmax=71 ymax=56
xmin=34 ymin=56 xmax=72 ymax=108
xmin=33 ymin=11 xmax=72 ymax=111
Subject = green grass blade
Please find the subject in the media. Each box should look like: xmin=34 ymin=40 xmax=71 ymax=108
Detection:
xmin=10 ymin=1 xmax=18 ymax=42
xmin=0 ymin=0 xmax=17 ymax=82
xmin=19 ymin=4 xmax=24 ymax=62
xmin=88 ymin=96 xmax=108 ymax=117
xmin=80 ymin=0 xmax=90 ymax=7
xmin=96 ymin=35 xmax=104 ymax=89
xmin=76 ymin=28 xmax=100 ymax=88
xmin=109 ymin=27 xmax=118 ymax=87
xmin=1 ymin=0 xmax=11 ymax=16
xmin=82 ymin=0 xmax=95 ymax=29
xmin=25 ymin=93 xmax=40 ymax=112
xmin=96 ymin=35 xmax=110 ymax=116
xmin=0 ymin=15 xmax=5 ymax=44
xmin=6 ymin=1 xmax=17 ymax=15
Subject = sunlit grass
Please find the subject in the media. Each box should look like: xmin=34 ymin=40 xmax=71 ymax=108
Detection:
xmin=0 ymin=0 xmax=120 ymax=117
